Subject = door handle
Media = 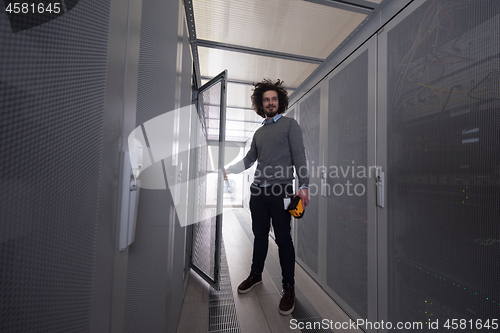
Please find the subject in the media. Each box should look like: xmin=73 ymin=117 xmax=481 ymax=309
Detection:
xmin=376 ymin=166 xmax=385 ymax=208
xmin=321 ymin=170 xmax=327 ymax=197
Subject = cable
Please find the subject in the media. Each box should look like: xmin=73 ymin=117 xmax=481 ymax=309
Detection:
xmin=425 ymin=50 xmax=446 ymax=100
xmin=441 ymin=85 xmax=460 ymax=113
xmin=468 ymin=72 xmax=500 ymax=101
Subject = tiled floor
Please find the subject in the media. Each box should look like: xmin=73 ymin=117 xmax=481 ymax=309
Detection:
xmin=176 ymin=208 xmax=363 ymax=333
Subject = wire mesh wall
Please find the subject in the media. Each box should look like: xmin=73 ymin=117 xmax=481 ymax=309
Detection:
xmin=191 ymin=80 xmax=223 ymax=282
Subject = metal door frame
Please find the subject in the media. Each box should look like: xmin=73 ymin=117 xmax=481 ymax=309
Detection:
xmin=189 ymin=70 xmax=227 ymax=290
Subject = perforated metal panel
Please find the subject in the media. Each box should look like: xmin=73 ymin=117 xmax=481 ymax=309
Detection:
xmin=0 ymin=1 xmax=110 ymax=331
xmin=384 ymin=0 xmax=500 ymax=328
xmin=327 ymin=49 xmax=369 ymax=319
xmin=134 ymin=0 xmax=179 ymax=128
xmin=123 ymin=0 xmax=189 ymax=331
xmin=297 ymin=90 xmax=320 ymax=274
xmin=124 ymin=190 xmax=176 ymax=333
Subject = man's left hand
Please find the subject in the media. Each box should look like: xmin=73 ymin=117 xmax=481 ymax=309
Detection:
xmin=294 ymin=188 xmax=309 ymax=207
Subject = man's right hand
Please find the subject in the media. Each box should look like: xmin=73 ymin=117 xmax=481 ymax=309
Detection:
xmin=224 ymin=169 xmax=230 ymax=181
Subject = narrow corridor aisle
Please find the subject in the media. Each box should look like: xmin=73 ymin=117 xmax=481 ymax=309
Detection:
xmin=177 ymin=208 xmax=363 ymax=333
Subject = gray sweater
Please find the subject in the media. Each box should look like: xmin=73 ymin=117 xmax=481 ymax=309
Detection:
xmin=227 ymin=115 xmax=309 ymax=187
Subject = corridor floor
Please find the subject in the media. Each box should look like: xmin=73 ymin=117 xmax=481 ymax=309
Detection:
xmin=176 ymin=208 xmax=363 ymax=333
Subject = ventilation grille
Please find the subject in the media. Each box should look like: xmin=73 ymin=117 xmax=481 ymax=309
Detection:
xmin=208 ymin=241 xmax=240 ymax=333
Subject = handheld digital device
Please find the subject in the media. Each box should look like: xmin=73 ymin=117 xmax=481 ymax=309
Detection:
xmin=287 ymin=196 xmax=304 ymax=219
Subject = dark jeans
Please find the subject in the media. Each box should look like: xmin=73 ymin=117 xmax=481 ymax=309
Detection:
xmin=249 ymin=183 xmax=295 ymax=284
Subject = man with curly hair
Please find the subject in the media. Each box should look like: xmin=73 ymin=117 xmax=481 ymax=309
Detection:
xmin=225 ymin=78 xmax=309 ymax=315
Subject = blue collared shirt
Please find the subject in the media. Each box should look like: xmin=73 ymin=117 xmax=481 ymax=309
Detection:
xmin=262 ymin=113 xmax=283 ymax=125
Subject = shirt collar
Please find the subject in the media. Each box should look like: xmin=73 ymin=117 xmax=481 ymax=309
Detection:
xmin=262 ymin=113 xmax=283 ymax=125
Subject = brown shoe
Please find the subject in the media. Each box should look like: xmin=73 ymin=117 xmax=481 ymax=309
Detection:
xmin=279 ymin=282 xmax=295 ymax=315
xmin=237 ymin=271 xmax=262 ymax=294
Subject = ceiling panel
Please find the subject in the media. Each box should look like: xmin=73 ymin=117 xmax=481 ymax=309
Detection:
xmin=202 ymin=81 xmax=295 ymax=110
xmin=193 ymin=0 xmax=368 ymax=59
xmin=199 ymin=47 xmax=318 ymax=88
xmin=225 ymin=82 xmax=253 ymax=109
xmin=192 ymin=0 xmax=381 ymax=144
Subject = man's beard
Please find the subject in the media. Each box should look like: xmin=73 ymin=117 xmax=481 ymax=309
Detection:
xmin=265 ymin=108 xmax=278 ymax=118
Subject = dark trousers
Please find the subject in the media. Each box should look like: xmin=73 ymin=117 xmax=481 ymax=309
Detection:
xmin=249 ymin=184 xmax=295 ymax=284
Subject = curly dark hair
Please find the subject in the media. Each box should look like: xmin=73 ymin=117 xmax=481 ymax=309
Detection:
xmin=251 ymin=78 xmax=289 ymax=118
